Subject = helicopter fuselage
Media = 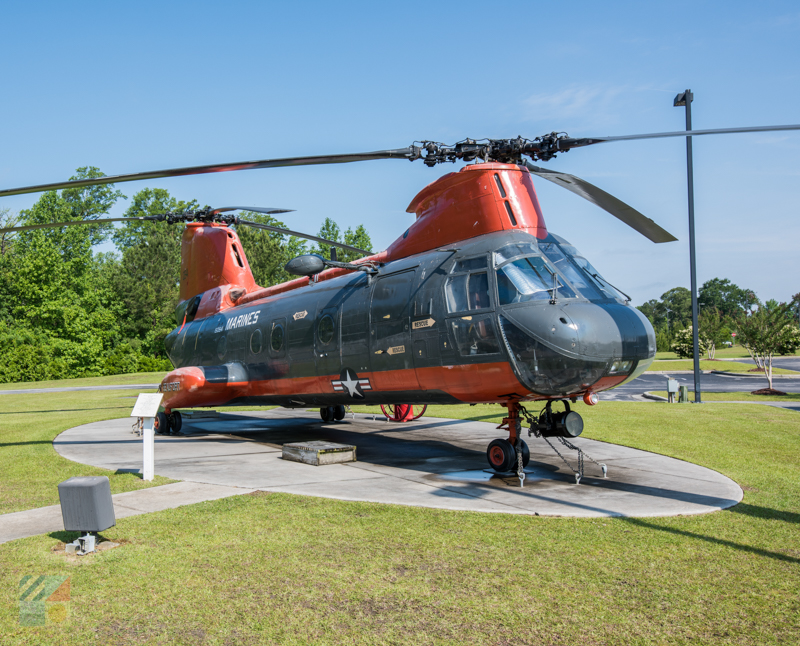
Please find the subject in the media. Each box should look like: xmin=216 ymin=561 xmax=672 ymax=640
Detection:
xmin=160 ymin=228 xmax=655 ymax=412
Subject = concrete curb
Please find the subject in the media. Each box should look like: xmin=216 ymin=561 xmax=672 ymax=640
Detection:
xmin=0 ymin=481 xmax=254 ymax=544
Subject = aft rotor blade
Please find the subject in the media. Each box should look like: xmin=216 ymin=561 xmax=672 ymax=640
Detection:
xmin=563 ymin=124 xmax=800 ymax=150
xmin=237 ymin=219 xmax=370 ymax=256
xmin=0 ymin=149 xmax=416 ymax=198
xmin=0 ymin=216 xmax=157 ymax=234
xmin=524 ymin=162 xmax=678 ymax=243
xmin=209 ymin=206 xmax=295 ymax=216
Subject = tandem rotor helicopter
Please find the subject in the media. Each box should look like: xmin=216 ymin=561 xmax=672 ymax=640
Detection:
xmin=2 ymin=120 xmax=798 ymax=477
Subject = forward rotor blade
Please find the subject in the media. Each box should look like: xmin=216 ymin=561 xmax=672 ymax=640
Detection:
xmin=0 ymin=216 xmax=156 ymax=234
xmin=209 ymin=206 xmax=295 ymax=216
xmin=523 ymin=162 xmax=678 ymax=243
xmin=563 ymin=124 xmax=800 ymax=150
xmin=237 ymin=219 xmax=370 ymax=256
xmin=0 ymin=149 xmax=416 ymax=198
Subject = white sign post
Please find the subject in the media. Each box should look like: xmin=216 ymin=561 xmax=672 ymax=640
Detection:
xmin=131 ymin=393 xmax=163 ymax=482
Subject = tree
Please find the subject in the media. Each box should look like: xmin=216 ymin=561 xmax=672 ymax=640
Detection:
xmin=660 ymin=287 xmax=692 ymax=328
xmin=670 ymin=326 xmax=709 ymax=359
xmin=341 ymin=224 xmax=373 ymax=263
xmin=637 ymin=298 xmax=666 ymax=328
xmin=0 ymin=175 xmax=126 ymax=382
xmin=312 ymin=217 xmax=342 ymax=260
xmin=735 ymin=297 xmax=800 ymax=391
xmin=109 ymin=188 xmax=197 ymax=357
xmin=698 ymin=307 xmax=727 ymax=359
xmin=698 ymin=278 xmax=758 ymax=318
xmin=113 ymin=188 xmax=197 ymax=251
xmin=235 ymin=212 xmax=307 ymax=287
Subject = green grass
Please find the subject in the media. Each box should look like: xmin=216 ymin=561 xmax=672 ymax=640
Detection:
xmin=2 ymin=394 xmax=799 ymax=643
xmin=649 ymin=391 xmax=800 ymax=402
xmin=0 ymin=372 xmax=167 ymax=391
xmin=655 ymin=347 xmax=800 ymax=361
xmin=647 ymin=359 xmax=799 ymax=374
xmin=0 ymin=388 xmax=175 ymax=514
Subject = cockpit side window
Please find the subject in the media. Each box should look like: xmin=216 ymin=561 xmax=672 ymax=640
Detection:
xmin=445 ymin=256 xmax=492 ymax=314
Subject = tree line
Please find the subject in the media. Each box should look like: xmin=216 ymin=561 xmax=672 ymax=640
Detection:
xmin=636 ymin=279 xmax=800 ymax=381
xmin=0 ymin=168 xmax=372 ymax=384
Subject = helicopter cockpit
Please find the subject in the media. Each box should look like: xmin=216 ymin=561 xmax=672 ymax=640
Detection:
xmin=484 ymin=233 xmax=655 ymax=396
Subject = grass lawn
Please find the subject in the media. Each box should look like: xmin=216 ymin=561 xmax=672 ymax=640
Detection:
xmin=647 ymin=359 xmax=799 ymax=374
xmin=0 ymin=388 xmax=175 ymax=514
xmin=655 ymin=348 xmax=800 ymax=361
xmin=0 ymin=372 xmax=168 ymax=391
xmin=648 ymin=391 xmax=800 ymax=402
xmin=1 ymin=386 xmax=799 ymax=644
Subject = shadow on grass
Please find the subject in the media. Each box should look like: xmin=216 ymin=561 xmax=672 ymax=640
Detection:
xmin=0 ymin=406 xmax=130 ymax=415
xmin=621 ymin=516 xmax=800 ymax=564
xmin=726 ymin=502 xmax=800 ymax=524
xmin=47 ymin=530 xmax=113 ymax=543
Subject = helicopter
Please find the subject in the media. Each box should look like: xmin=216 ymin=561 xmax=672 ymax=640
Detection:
xmin=2 ymin=122 xmax=798 ymax=476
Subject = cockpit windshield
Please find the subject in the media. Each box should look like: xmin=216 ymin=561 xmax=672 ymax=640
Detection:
xmin=496 ymin=256 xmax=576 ymax=305
xmin=544 ymin=236 xmax=628 ymax=302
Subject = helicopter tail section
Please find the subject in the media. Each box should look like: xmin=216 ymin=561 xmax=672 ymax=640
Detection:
xmin=177 ymin=223 xmax=258 ymax=320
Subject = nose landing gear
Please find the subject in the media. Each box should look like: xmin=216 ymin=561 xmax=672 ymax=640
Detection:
xmin=487 ymin=403 xmax=530 ymax=485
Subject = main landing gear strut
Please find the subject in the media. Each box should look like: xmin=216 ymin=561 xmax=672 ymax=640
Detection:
xmin=487 ymin=400 xmax=607 ymax=485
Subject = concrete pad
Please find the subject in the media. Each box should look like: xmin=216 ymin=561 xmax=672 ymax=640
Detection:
xmin=0 ymin=482 xmax=252 ymax=544
xmin=49 ymin=408 xmax=743 ymax=519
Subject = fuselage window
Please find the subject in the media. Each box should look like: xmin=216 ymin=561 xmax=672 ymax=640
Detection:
xmin=318 ymin=314 xmax=335 ymax=345
xmin=453 ymin=256 xmax=488 ymax=273
xmin=557 ymin=241 xmax=626 ymax=301
xmin=271 ymin=323 xmax=284 ymax=352
xmin=216 ymin=335 xmax=227 ymax=360
xmin=496 ymin=256 xmax=576 ymax=305
xmin=450 ymin=313 xmax=500 ymax=356
xmin=250 ymin=328 xmax=263 ymax=355
xmin=446 ymin=271 xmax=491 ymax=313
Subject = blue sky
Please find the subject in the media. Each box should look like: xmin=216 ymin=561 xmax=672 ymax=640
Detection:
xmin=1 ymin=1 xmax=798 ymax=305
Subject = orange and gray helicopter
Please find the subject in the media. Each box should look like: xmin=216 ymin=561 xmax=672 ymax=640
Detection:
xmin=2 ymin=124 xmax=798 ymax=474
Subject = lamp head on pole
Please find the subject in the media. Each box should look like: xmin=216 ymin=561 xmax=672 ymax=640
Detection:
xmin=674 ymin=90 xmax=694 ymax=107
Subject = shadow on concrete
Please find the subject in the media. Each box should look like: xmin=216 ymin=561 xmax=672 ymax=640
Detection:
xmin=204 ymin=413 xmax=740 ymax=516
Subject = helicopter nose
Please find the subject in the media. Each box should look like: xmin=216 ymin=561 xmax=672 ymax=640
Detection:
xmin=498 ymin=301 xmax=656 ymax=396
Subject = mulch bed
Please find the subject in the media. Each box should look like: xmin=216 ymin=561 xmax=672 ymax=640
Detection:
xmin=751 ymin=388 xmax=788 ymax=396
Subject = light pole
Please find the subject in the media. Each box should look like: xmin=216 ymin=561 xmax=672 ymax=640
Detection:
xmin=674 ymin=89 xmax=702 ymax=403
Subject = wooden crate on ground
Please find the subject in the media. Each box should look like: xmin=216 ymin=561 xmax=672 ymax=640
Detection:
xmin=282 ymin=441 xmax=357 ymax=466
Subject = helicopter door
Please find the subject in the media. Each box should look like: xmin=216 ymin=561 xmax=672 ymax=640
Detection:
xmin=315 ymin=305 xmax=340 ymax=378
xmin=339 ymin=274 xmax=372 ymax=374
xmin=370 ymin=270 xmax=420 ymax=392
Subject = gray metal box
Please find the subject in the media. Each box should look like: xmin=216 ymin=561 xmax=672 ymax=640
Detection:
xmin=57 ymin=476 xmax=116 ymax=532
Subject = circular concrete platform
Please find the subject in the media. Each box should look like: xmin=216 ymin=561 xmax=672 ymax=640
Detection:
xmin=54 ymin=409 xmax=742 ymax=518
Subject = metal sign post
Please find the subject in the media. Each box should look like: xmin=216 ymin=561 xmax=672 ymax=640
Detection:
xmin=130 ymin=394 xmax=163 ymax=482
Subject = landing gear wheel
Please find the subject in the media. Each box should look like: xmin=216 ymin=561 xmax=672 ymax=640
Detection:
xmin=168 ymin=411 xmax=182 ymax=434
xmin=154 ymin=411 xmax=170 ymax=435
xmin=487 ymin=439 xmax=516 ymax=472
xmin=320 ymin=406 xmax=333 ymax=423
xmin=332 ymin=405 xmax=346 ymax=421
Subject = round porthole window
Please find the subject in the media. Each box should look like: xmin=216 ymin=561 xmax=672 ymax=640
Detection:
xmin=318 ymin=314 xmax=335 ymax=345
xmin=270 ymin=324 xmax=284 ymax=352
xmin=250 ymin=329 xmax=263 ymax=354
xmin=216 ymin=335 xmax=227 ymax=359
